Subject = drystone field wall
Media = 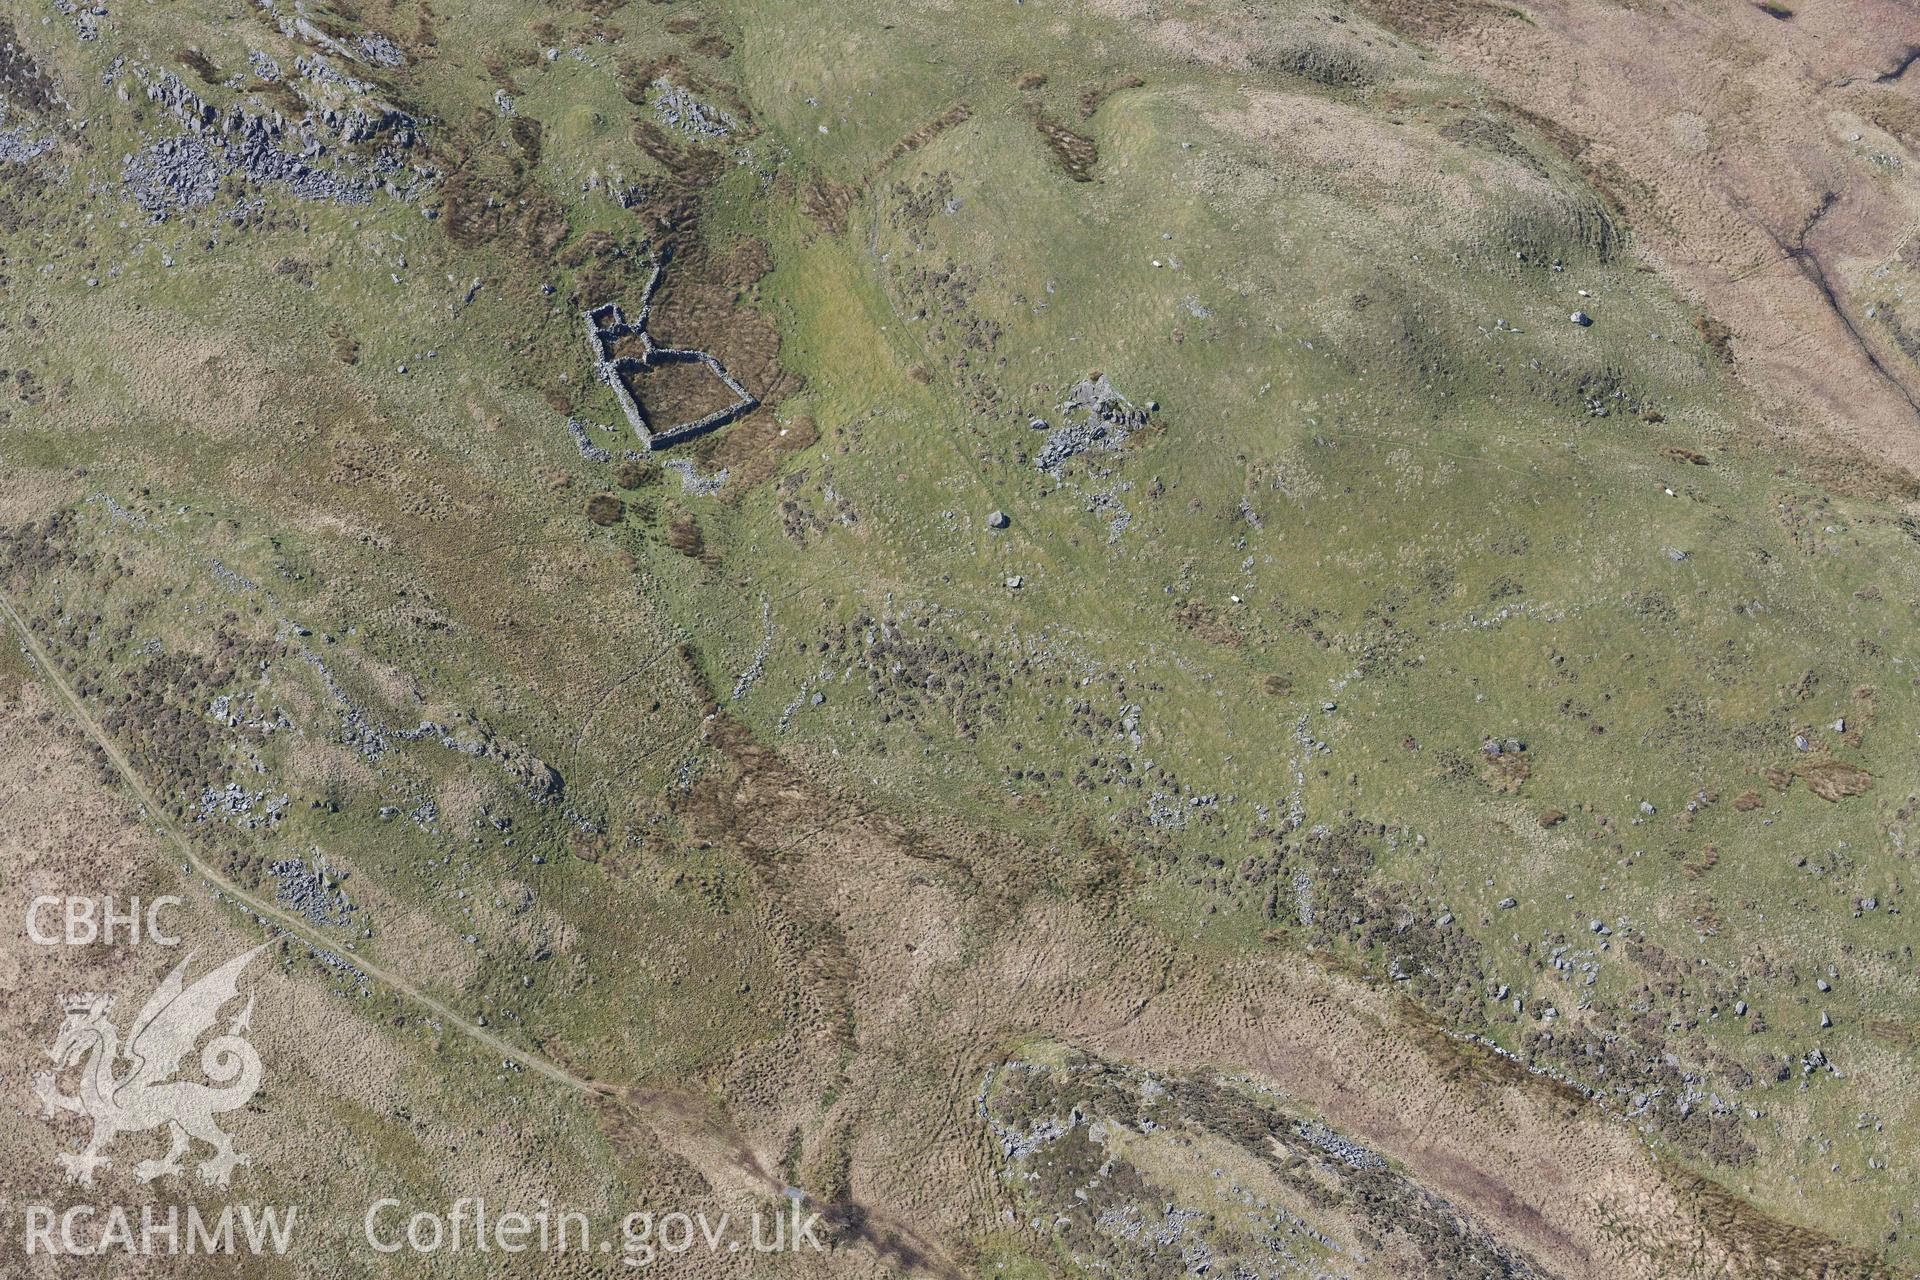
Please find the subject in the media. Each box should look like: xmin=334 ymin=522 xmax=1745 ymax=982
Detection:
xmin=582 ymin=257 xmax=758 ymax=450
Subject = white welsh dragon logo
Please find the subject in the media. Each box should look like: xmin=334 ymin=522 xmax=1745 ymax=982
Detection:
xmin=33 ymin=945 xmax=268 ymax=1188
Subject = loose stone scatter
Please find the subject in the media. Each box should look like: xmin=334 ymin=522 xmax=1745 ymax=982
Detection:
xmin=0 ymin=104 xmax=53 ymax=165
xmin=664 ymin=457 xmax=729 ymax=496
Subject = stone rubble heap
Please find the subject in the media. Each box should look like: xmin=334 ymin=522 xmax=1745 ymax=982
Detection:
xmin=269 ymin=857 xmax=357 ymax=929
xmin=1035 ymin=373 xmax=1148 ymax=473
xmin=1292 ymin=1121 xmax=1389 ymax=1172
xmin=651 ymin=79 xmax=736 ymax=141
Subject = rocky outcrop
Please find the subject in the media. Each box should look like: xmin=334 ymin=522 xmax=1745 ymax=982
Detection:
xmin=123 ymin=66 xmax=427 ymax=217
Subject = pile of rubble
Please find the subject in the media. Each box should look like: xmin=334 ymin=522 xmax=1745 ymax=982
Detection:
xmin=1292 ymin=1120 xmax=1388 ymax=1172
xmin=193 ymin=781 xmax=289 ymax=828
xmin=651 ymin=79 xmax=736 ymax=141
xmin=1034 ymin=374 xmax=1149 ymax=473
xmin=269 ymin=857 xmax=358 ymax=929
